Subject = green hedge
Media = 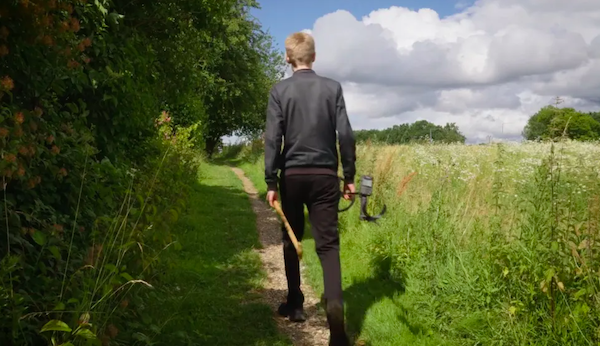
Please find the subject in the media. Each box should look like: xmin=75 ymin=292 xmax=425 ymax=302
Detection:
xmin=0 ymin=0 xmax=279 ymax=344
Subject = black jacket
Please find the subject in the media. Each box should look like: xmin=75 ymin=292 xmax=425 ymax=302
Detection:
xmin=264 ymin=69 xmax=356 ymax=191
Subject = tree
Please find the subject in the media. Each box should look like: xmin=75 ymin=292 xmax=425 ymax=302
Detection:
xmin=353 ymin=120 xmax=466 ymax=144
xmin=548 ymin=111 xmax=600 ymax=140
xmin=197 ymin=0 xmax=285 ymax=156
xmin=588 ymin=111 xmax=600 ymax=124
xmin=109 ymin=0 xmax=286 ymax=157
xmin=523 ymin=106 xmax=559 ymax=140
xmin=441 ymin=123 xmax=467 ymax=143
xmin=523 ymin=106 xmax=600 ymax=141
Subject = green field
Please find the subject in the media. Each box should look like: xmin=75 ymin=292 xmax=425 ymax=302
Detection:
xmin=228 ymin=140 xmax=600 ymax=346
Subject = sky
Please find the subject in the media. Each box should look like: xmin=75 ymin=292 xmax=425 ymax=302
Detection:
xmin=249 ymin=0 xmax=463 ymax=51
xmin=226 ymin=0 xmax=600 ymax=144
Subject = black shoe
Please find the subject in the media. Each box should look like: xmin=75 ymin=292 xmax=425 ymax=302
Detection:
xmin=325 ymin=299 xmax=350 ymax=346
xmin=277 ymin=302 xmax=306 ymax=322
xmin=329 ymin=334 xmax=350 ymax=346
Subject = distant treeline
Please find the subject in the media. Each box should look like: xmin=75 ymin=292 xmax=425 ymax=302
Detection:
xmin=523 ymin=105 xmax=600 ymax=141
xmin=353 ymin=120 xmax=466 ymax=144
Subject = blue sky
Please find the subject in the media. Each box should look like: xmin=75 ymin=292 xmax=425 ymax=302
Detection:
xmin=224 ymin=0 xmax=599 ymax=144
xmin=250 ymin=0 xmax=463 ymax=53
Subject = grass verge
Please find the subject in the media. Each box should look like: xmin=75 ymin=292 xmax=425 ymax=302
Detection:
xmin=127 ymin=162 xmax=291 ymax=346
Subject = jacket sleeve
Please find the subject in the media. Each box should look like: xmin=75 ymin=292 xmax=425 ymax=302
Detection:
xmin=335 ymin=83 xmax=356 ymax=184
xmin=264 ymin=86 xmax=284 ymax=191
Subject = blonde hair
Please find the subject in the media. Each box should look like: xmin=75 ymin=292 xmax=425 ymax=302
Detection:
xmin=284 ymin=32 xmax=315 ymax=67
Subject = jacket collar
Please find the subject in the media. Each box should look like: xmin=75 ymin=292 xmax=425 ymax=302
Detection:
xmin=293 ymin=68 xmax=315 ymax=75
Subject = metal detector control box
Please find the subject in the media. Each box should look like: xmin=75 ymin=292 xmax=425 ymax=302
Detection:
xmin=360 ymin=175 xmax=373 ymax=196
xmin=337 ymin=175 xmax=386 ymax=223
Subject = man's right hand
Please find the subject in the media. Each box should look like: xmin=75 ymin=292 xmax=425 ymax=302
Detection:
xmin=266 ymin=190 xmax=278 ymax=208
xmin=343 ymin=182 xmax=355 ymax=201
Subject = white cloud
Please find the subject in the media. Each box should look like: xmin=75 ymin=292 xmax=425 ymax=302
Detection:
xmin=297 ymin=0 xmax=600 ymax=142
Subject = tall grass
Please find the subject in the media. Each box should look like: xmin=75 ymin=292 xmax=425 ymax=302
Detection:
xmin=227 ymin=139 xmax=600 ymax=345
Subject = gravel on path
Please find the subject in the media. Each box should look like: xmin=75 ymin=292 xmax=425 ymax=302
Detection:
xmin=231 ymin=167 xmax=331 ymax=346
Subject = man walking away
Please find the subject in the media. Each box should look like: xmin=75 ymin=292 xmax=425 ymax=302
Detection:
xmin=263 ymin=31 xmax=357 ymax=346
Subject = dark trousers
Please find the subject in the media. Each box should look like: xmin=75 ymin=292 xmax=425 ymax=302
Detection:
xmin=279 ymin=173 xmax=343 ymax=308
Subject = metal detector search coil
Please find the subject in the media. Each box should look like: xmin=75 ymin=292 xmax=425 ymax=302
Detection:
xmin=338 ymin=175 xmax=387 ymax=223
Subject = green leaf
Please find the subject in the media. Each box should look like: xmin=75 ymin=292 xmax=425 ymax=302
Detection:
xmin=53 ymin=302 xmax=66 ymax=311
xmin=137 ymin=194 xmax=145 ymax=207
xmin=104 ymin=264 xmax=117 ymax=273
xmin=41 ymin=320 xmax=72 ymax=333
xmin=108 ymin=12 xmax=125 ymax=26
xmin=66 ymin=103 xmax=79 ymax=113
xmin=120 ymin=272 xmax=134 ymax=281
xmin=121 ymin=241 xmax=136 ymax=251
xmin=32 ymin=231 xmax=47 ymax=246
xmin=544 ymin=268 xmax=555 ymax=282
xmin=75 ymin=328 xmax=98 ymax=340
xmin=94 ymin=0 xmax=108 ymax=15
xmin=49 ymin=246 xmax=62 ymax=260
xmin=150 ymin=324 xmax=161 ymax=334
xmin=103 ymin=284 xmax=112 ymax=297
xmin=169 ymin=209 xmax=179 ymax=222
xmin=132 ymin=332 xmax=151 ymax=342
xmin=575 ymin=288 xmax=587 ymax=299
xmin=582 ymin=303 xmax=590 ymax=314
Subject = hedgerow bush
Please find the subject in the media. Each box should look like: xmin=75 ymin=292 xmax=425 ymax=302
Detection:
xmin=0 ymin=0 xmax=263 ymax=344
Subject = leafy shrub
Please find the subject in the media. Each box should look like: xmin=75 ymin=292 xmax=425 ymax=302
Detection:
xmin=0 ymin=1 xmax=199 ymax=345
xmin=0 ymin=0 xmax=281 ymax=343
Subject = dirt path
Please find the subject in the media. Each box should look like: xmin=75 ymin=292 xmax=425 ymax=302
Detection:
xmin=231 ymin=167 xmax=331 ymax=346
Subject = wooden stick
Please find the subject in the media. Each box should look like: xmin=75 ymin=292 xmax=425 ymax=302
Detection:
xmin=272 ymin=200 xmax=303 ymax=259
